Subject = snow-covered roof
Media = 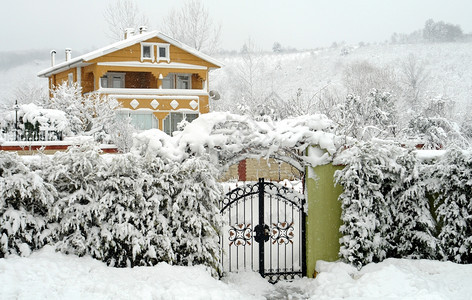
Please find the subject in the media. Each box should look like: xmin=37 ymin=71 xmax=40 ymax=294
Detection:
xmin=37 ymin=31 xmax=223 ymax=78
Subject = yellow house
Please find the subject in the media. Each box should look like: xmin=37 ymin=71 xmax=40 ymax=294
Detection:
xmin=37 ymin=28 xmax=222 ymax=135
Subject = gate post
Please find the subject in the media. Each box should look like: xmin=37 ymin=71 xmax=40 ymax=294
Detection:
xmin=305 ymin=161 xmax=344 ymax=278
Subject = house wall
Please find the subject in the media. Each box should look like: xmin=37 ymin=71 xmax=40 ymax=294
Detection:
xmin=52 ymin=68 xmax=76 ymax=87
xmin=82 ymin=71 xmax=94 ymax=94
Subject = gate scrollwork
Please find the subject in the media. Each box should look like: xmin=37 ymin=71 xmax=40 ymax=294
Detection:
xmin=228 ymin=223 xmax=252 ymax=246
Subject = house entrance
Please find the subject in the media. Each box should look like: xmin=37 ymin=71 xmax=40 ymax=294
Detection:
xmin=220 ymin=178 xmax=306 ymax=283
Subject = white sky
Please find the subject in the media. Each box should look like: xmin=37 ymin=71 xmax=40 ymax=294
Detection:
xmin=1 ymin=0 xmax=471 ymax=54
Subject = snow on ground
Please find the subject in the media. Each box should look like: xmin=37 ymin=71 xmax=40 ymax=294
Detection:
xmin=1 ymin=246 xmax=472 ymax=300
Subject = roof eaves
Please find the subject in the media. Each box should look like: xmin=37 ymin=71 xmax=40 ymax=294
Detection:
xmin=37 ymin=59 xmax=85 ymax=78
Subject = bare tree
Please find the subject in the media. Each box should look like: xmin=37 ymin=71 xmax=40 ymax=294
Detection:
xmin=162 ymin=0 xmax=221 ymax=54
xmin=400 ymin=54 xmax=430 ymax=110
xmin=13 ymin=83 xmax=48 ymax=106
xmin=104 ymin=0 xmax=149 ymax=41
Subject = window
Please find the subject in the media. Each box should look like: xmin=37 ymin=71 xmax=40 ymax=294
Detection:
xmin=143 ymin=45 xmax=151 ymax=58
xmin=157 ymin=44 xmax=170 ymax=61
xmin=159 ymin=47 xmax=167 ymax=58
xmin=162 ymin=74 xmax=174 ymax=89
xmin=141 ymin=43 xmax=153 ymax=61
xmin=177 ymin=75 xmax=191 ymax=89
xmin=163 ymin=112 xmax=198 ymax=135
xmin=117 ymin=111 xmax=158 ymax=131
xmin=100 ymin=73 xmax=125 ymax=88
xmin=161 ymin=73 xmax=191 ymax=89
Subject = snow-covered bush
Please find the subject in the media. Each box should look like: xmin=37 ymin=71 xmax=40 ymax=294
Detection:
xmin=335 ymin=142 xmax=401 ymax=268
xmin=0 ymin=151 xmax=57 ymax=258
xmin=403 ymin=116 xmax=468 ymax=149
xmin=44 ymin=144 xmax=105 ymax=257
xmin=335 ymin=89 xmax=397 ymax=140
xmin=391 ymin=151 xmax=437 ymax=259
xmin=89 ymin=153 xmax=175 ymax=267
xmin=166 ymin=156 xmax=222 ymax=273
xmin=430 ymin=148 xmax=472 ymax=263
xmin=33 ymin=142 xmax=223 ymax=273
xmin=336 ymin=141 xmax=472 ymax=268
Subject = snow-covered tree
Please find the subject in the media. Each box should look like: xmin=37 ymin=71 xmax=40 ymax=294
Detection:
xmin=166 ymin=156 xmax=222 ymax=273
xmin=0 ymin=152 xmax=57 ymax=257
xmin=403 ymin=116 xmax=467 ymax=149
xmin=335 ymin=141 xmax=441 ymax=267
xmin=423 ymin=19 xmax=463 ymax=43
xmin=44 ymin=143 xmax=104 ymax=257
xmin=95 ymin=154 xmax=175 ymax=267
xmin=48 ymin=82 xmax=121 ymax=140
xmin=272 ymin=42 xmax=282 ymax=53
xmin=431 ymin=148 xmax=472 ymax=263
xmin=48 ymin=82 xmax=86 ymax=135
xmin=335 ymin=89 xmax=398 ymax=140
xmin=335 ymin=142 xmax=401 ymax=268
xmin=392 ymin=151 xmax=438 ymax=259
xmin=110 ymin=114 xmax=135 ymax=153
xmin=85 ymin=93 xmax=121 ymax=143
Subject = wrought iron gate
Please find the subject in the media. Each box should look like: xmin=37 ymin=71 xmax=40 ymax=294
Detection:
xmin=220 ymin=178 xmax=306 ymax=283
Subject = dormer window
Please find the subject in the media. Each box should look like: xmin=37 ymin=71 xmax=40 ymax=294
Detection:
xmin=157 ymin=44 xmax=170 ymax=61
xmin=140 ymin=42 xmax=170 ymax=62
xmin=159 ymin=46 xmax=167 ymax=58
xmin=143 ymin=46 xmax=151 ymax=58
xmin=141 ymin=43 xmax=153 ymax=61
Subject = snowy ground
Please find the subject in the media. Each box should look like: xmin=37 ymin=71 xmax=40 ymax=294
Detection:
xmin=1 ymin=246 xmax=471 ymax=300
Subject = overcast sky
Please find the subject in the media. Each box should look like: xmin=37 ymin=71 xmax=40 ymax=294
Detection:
xmin=1 ymin=0 xmax=471 ymax=54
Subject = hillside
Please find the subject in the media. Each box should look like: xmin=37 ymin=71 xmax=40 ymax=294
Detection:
xmin=210 ymin=42 xmax=472 ymax=117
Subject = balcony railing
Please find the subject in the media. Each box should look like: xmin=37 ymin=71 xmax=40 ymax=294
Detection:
xmin=89 ymin=88 xmax=209 ymax=97
xmin=1 ymin=124 xmax=63 ymax=142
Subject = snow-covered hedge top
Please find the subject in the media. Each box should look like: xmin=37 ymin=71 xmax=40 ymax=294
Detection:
xmin=1 ymin=103 xmax=68 ymax=131
xmin=132 ymin=112 xmax=344 ymax=171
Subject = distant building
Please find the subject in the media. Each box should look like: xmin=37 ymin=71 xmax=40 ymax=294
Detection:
xmin=37 ymin=27 xmax=222 ymax=135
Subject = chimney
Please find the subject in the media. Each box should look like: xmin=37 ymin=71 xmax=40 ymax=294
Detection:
xmin=50 ymin=50 xmax=56 ymax=67
xmin=124 ymin=28 xmax=135 ymax=39
xmin=139 ymin=26 xmax=148 ymax=34
xmin=65 ymin=48 xmax=72 ymax=61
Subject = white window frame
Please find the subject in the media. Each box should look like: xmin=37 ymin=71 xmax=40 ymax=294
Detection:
xmin=141 ymin=43 xmax=154 ymax=61
xmin=163 ymin=112 xmax=199 ymax=135
xmin=156 ymin=43 xmax=170 ymax=62
xmin=100 ymin=72 xmax=125 ymax=88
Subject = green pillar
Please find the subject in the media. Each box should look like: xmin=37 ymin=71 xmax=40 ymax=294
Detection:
xmin=305 ymin=163 xmax=344 ymax=277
